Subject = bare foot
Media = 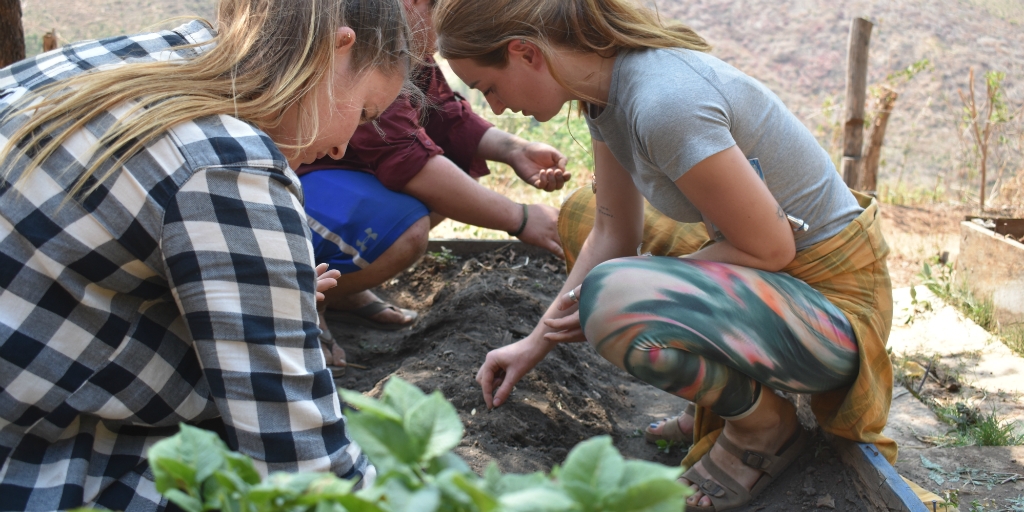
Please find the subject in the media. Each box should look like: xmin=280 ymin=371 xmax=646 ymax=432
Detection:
xmin=681 ymin=392 xmax=799 ymax=508
xmin=328 ymin=289 xmax=415 ymax=326
xmin=317 ymin=309 xmax=346 ymax=366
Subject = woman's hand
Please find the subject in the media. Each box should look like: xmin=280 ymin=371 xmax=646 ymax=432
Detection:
xmin=476 ymin=335 xmax=556 ymax=409
xmin=315 ymin=263 xmax=341 ymax=301
xmin=507 ymin=141 xmax=570 ymax=192
xmin=515 ymin=203 xmax=565 ymax=258
xmin=542 ymin=285 xmax=585 ymax=343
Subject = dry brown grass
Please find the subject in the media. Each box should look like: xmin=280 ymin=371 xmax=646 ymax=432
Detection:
xmin=20 ymin=0 xmax=216 ymax=57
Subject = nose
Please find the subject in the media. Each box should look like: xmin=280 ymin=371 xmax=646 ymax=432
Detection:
xmin=486 ymin=95 xmax=506 ymax=116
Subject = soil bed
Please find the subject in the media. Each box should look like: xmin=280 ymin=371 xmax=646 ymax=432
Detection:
xmin=328 ymin=244 xmax=876 ymax=511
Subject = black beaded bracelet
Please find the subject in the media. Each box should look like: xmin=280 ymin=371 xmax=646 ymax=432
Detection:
xmin=508 ymin=203 xmax=528 ymax=237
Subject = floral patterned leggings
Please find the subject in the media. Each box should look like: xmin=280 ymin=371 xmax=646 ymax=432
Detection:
xmin=579 ymin=256 xmax=860 ymax=418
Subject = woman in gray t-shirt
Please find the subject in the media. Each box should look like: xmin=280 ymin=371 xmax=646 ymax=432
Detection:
xmin=435 ymin=0 xmax=893 ymax=510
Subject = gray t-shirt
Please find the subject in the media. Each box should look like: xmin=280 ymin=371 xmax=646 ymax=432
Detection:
xmin=584 ymin=48 xmax=861 ymax=249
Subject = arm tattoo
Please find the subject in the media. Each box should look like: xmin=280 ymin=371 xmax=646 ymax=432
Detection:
xmin=598 ymin=206 xmax=614 ymax=218
xmin=776 ymin=205 xmax=785 ymax=221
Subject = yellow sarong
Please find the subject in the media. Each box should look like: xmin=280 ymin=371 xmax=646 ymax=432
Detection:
xmin=557 ymin=187 xmax=897 ymax=464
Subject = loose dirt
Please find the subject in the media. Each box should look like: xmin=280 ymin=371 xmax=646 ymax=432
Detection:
xmin=328 ymin=244 xmax=876 ymax=511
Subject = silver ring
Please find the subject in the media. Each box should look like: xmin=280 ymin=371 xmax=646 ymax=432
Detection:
xmin=568 ymin=288 xmax=579 ymax=303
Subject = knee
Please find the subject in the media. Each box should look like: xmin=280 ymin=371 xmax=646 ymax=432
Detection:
xmin=393 ymin=216 xmax=430 ymax=263
xmin=579 ymin=257 xmax=643 ymax=348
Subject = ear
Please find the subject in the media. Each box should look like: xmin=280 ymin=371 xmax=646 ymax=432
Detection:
xmin=335 ymin=27 xmax=356 ymax=52
xmin=507 ymin=39 xmax=545 ymax=71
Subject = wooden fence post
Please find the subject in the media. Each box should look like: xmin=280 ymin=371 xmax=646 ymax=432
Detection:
xmin=861 ymin=86 xmax=898 ymax=193
xmin=841 ymin=18 xmax=873 ymax=189
xmin=43 ymin=28 xmax=60 ymax=53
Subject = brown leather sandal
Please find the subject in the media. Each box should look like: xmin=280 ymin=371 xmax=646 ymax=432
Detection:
xmin=644 ymin=403 xmax=696 ymax=445
xmin=682 ymin=426 xmax=811 ymax=511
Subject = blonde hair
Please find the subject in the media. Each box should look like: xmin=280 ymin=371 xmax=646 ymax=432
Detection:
xmin=1 ymin=0 xmax=410 ymax=200
xmin=433 ymin=0 xmax=710 ymax=102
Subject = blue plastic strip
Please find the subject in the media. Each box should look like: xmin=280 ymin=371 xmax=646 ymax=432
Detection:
xmin=857 ymin=442 xmax=929 ymax=512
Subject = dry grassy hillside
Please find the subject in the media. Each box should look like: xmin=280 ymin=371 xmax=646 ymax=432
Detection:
xmin=652 ymin=0 xmax=1024 ymax=200
xmin=20 ymin=0 xmax=1024 ymax=203
xmin=20 ymin=0 xmax=216 ymax=56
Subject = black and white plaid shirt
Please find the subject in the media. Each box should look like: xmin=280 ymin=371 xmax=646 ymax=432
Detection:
xmin=0 ymin=21 xmax=372 ymax=512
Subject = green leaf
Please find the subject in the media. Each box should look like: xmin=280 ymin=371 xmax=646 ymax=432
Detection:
xmin=404 ymin=391 xmax=464 ymax=462
xmin=163 ymin=489 xmax=203 ymax=512
xmin=603 ymin=476 xmax=688 ymax=511
xmin=294 ymin=473 xmax=357 ymax=505
xmin=380 ymin=377 xmax=430 ymax=417
xmin=224 ymin=449 xmax=262 ymax=485
xmin=498 ymin=488 xmax=576 ymax=512
xmin=426 ymin=451 xmax=471 ymax=476
xmin=920 ymin=455 xmax=944 ymax=470
xmin=558 ymin=436 xmax=624 ymax=501
xmin=369 ymin=479 xmax=435 ymax=512
xmin=492 ymin=471 xmax=550 ymax=495
xmin=347 ymin=411 xmax=422 ymax=464
xmin=333 ymin=494 xmax=393 ymax=512
xmin=148 ymin=424 xmax=230 ymax=496
xmin=339 ymin=388 xmax=403 ymax=422
xmin=151 ymin=458 xmax=197 ymax=494
xmin=448 ymin=472 xmax=499 ymax=512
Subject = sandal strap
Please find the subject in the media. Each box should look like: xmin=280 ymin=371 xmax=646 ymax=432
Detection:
xmin=681 ymin=466 xmax=727 ymax=499
xmin=684 ymin=402 xmax=696 ymax=417
xmin=716 ymin=434 xmax=774 ymax=472
xmin=350 ymin=300 xmax=394 ymax=318
xmin=700 ymin=451 xmax=747 ymax=499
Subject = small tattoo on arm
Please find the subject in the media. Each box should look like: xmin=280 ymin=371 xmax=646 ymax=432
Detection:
xmin=776 ymin=205 xmax=785 ymax=220
xmin=599 ymin=206 xmax=614 ymax=218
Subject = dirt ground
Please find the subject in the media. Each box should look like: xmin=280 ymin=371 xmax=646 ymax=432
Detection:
xmin=328 ymin=245 xmax=875 ymax=511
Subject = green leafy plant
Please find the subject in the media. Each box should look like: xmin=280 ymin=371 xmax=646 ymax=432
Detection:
xmin=653 ymin=439 xmax=677 ymax=455
xmin=930 ymin=402 xmax=1024 ymax=447
xmin=426 ymin=246 xmax=461 ymax=267
xmin=918 ymin=258 xmax=995 ymax=330
xmin=900 ymin=284 xmax=932 ymax=325
xmin=148 ymin=377 xmax=691 ymax=512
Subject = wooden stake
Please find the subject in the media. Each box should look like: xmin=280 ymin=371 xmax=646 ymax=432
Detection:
xmin=841 ymin=18 xmax=874 ymax=189
xmin=43 ymin=28 xmax=59 ymax=53
xmin=861 ymin=86 xmax=898 ymax=193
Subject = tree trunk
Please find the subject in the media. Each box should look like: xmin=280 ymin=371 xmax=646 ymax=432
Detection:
xmin=0 ymin=0 xmax=26 ymax=68
xmin=860 ymin=87 xmax=898 ymax=193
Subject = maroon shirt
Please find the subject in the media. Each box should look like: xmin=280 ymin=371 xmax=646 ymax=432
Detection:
xmin=296 ymin=56 xmax=494 ymax=191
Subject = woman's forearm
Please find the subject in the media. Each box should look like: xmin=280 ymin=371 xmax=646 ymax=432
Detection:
xmin=530 ymin=226 xmax=638 ymax=344
xmin=402 ymin=154 xmax=522 ymax=233
xmin=682 ymin=237 xmax=794 ymax=272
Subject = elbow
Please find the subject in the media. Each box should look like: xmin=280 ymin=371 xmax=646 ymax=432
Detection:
xmin=761 ymin=242 xmax=796 ymax=272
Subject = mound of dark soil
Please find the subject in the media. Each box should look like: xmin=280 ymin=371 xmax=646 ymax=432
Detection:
xmin=328 ymin=244 xmax=875 ymax=510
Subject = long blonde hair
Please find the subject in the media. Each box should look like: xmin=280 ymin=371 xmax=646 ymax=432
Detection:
xmin=433 ymin=0 xmax=710 ymax=102
xmin=1 ymin=0 xmax=410 ymax=199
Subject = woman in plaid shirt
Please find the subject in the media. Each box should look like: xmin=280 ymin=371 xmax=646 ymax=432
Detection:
xmin=0 ymin=0 xmax=411 ymax=510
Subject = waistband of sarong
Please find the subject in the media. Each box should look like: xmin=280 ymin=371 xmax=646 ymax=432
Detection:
xmin=782 ymin=190 xmax=889 ymax=284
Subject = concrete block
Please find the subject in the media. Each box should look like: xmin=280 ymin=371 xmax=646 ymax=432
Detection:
xmin=956 ymin=221 xmax=1024 ymax=327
